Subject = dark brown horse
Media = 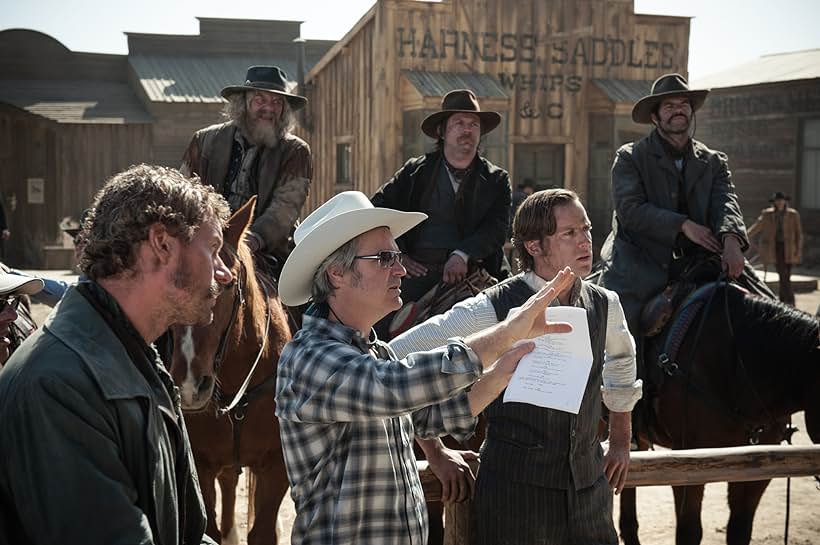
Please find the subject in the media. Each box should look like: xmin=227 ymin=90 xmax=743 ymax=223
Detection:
xmin=620 ymin=282 xmax=820 ymax=545
xmin=170 ymin=199 xmax=292 ymax=545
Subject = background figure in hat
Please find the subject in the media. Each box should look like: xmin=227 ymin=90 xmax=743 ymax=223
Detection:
xmin=275 ymin=190 xmax=574 ymax=545
xmin=0 ymin=164 xmax=232 ymax=544
xmin=599 ymin=73 xmax=751 ymax=340
xmin=748 ymin=191 xmax=803 ymax=305
xmin=372 ymin=89 xmax=512 ymax=325
xmin=0 ymin=271 xmax=43 ymax=366
xmin=181 ymin=65 xmax=312 ymax=274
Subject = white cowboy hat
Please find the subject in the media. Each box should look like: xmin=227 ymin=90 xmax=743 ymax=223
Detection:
xmin=0 ymin=272 xmax=44 ymax=298
xmin=279 ymin=191 xmax=427 ymax=306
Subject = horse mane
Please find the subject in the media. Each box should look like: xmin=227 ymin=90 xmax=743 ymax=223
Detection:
xmin=727 ymin=286 xmax=819 ymax=361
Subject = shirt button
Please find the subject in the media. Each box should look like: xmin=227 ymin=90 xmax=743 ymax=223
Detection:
xmin=571 ymin=430 xmax=576 ymax=437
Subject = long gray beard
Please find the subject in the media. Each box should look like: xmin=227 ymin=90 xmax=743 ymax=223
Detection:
xmin=238 ymin=115 xmax=285 ymax=148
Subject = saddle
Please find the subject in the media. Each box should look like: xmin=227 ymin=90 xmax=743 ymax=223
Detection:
xmin=639 ymin=255 xmax=774 ymax=338
xmin=389 ymin=268 xmax=498 ymax=338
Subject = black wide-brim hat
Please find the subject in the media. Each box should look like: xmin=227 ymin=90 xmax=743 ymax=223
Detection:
xmin=769 ymin=191 xmax=790 ymax=202
xmin=421 ymin=89 xmax=502 ymax=138
xmin=221 ymin=65 xmax=307 ymax=111
xmin=632 ymin=73 xmax=709 ymax=124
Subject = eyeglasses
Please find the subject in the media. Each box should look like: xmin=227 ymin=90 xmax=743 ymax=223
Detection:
xmin=354 ymin=250 xmax=403 ymax=269
xmin=0 ymin=296 xmax=19 ymax=313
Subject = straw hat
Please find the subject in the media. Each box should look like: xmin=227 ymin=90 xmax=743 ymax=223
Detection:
xmin=279 ymin=191 xmax=426 ymax=306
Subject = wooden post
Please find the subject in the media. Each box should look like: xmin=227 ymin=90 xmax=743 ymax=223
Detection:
xmin=419 ymin=445 xmax=820 ymax=545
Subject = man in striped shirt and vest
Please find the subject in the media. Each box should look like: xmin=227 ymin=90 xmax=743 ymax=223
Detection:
xmin=392 ymin=189 xmax=642 ymax=545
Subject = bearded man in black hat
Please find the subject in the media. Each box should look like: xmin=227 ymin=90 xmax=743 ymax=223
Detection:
xmin=599 ymin=73 xmax=751 ymax=339
xmin=372 ymin=89 xmax=511 ymax=308
xmin=181 ymin=65 xmax=312 ymax=269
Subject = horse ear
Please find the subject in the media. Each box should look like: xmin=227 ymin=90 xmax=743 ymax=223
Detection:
xmin=224 ymin=196 xmax=256 ymax=249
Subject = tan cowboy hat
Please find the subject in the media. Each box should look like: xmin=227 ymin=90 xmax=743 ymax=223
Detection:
xmin=221 ymin=65 xmax=307 ymax=111
xmin=632 ymin=73 xmax=710 ymax=124
xmin=279 ymin=191 xmax=427 ymax=306
xmin=0 ymin=272 xmax=44 ymax=298
xmin=421 ymin=89 xmax=502 ymax=138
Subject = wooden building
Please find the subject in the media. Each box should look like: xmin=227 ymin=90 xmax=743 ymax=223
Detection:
xmin=0 ymin=29 xmax=152 ymax=267
xmin=302 ymin=0 xmax=692 ymax=252
xmin=693 ymin=49 xmax=820 ymax=266
xmin=0 ymin=19 xmax=332 ymax=267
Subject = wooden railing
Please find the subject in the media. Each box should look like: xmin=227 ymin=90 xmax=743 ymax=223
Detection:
xmin=419 ymin=444 xmax=820 ymax=545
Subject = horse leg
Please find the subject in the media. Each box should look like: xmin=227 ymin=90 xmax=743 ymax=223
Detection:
xmin=247 ymin=466 xmax=290 ymax=545
xmin=218 ymin=469 xmax=240 ymax=545
xmin=197 ymin=464 xmax=222 ymax=543
xmin=618 ymin=487 xmax=641 ymax=545
xmin=671 ymin=484 xmax=705 ymax=545
xmin=725 ymin=480 xmax=770 ymax=545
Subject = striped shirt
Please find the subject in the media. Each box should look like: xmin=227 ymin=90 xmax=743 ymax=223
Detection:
xmin=276 ymin=314 xmax=482 ymax=545
xmin=390 ymin=272 xmax=642 ymax=412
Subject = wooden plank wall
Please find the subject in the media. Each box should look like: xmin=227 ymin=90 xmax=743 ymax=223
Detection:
xmin=698 ymin=79 xmax=820 ymax=265
xmin=304 ymin=0 xmax=690 ymax=215
xmin=0 ymin=106 xmax=152 ymax=267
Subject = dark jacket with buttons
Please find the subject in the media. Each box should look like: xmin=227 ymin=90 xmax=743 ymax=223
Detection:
xmin=599 ymin=128 xmax=748 ymax=331
xmin=371 ymin=151 xmax=511 ymax=278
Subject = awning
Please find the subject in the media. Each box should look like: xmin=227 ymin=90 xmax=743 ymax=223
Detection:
xmin=402 ymin=70 xmax=509 ymax=99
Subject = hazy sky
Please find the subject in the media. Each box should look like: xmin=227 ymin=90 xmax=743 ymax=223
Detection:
xmin=3 ymin=0 xmax=819 ymax=80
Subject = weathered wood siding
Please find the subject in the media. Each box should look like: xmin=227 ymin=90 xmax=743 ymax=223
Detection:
xmin=698 ymin=79 xmax=820 ymax=265
xmin=304 ymin=0 xmax=690 ymax=214
xmin=0 ymin=103 xmax=152 ymax=267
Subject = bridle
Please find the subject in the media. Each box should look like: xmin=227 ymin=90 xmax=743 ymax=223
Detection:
xmin=208 ymin=248 xmax=274 ymax=474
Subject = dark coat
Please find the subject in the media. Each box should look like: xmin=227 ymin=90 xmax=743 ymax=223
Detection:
xmin=371 ymin=151 xmax=511 ymax=278
xmin=181 ymin=121 xmax=312 ymax=256
xmin=599 ymin=129 xmax=748 ymax=329
xmin=0 ymin=287 xmax=213 ymax=545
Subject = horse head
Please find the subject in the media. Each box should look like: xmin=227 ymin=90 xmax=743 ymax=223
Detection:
xmin=170 ymin=197 xmax=258 ymax=411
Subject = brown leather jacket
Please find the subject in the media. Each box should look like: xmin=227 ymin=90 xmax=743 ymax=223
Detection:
xmin=181 ymin=121 xmax=312 ymax=256
xmin=748 ymin=207 xmax=803 ymax=265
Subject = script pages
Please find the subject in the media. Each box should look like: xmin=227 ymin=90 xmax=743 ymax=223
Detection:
xmin=503 ymin=306 xmax=592 ymax=414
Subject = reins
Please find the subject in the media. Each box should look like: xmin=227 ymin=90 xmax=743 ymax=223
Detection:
xmin=210 ymin=249 xmax=275 ymax=474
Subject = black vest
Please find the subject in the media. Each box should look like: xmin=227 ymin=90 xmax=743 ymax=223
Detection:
xmin=482 ymin=275 xmax=609 ymax=490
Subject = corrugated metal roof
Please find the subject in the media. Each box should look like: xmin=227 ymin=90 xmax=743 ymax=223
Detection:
xmin=402 ymin=71 xmax=509 ymax=99
xmin=130 ymin=55 xmax=299 ymax=103
xmin=0 ymin=80 xmax=152 ymax=124
xmin=592 ymin=79 xmax=654 ymax=104
xmin=691 ymin=49 xmax=820 ymax=89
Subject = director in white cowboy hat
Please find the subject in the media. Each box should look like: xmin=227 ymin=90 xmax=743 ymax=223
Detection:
xmin=275 ymin=190 xmax=575 ymax=545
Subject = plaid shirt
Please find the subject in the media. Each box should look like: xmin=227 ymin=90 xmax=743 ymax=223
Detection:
xmin=276 ymin=314 xmax=482 ymax=545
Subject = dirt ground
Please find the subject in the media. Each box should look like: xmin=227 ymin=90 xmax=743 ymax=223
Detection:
xmin=26 ymin=273 xmax=820 ymax=545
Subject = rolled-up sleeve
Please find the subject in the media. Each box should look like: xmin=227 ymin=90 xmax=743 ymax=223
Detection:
xmin=601 ymin=290 xmax=643 ymax=412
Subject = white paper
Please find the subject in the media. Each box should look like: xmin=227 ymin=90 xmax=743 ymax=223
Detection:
xmin=503 ymin=306 xmax=593 ymax=414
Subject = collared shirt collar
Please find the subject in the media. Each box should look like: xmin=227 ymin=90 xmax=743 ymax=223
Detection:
xmin=521 ymin=270 xmax=583 ymax=306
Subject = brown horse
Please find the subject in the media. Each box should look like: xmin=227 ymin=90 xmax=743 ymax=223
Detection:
xmin=170 ymin=199 xmax=292 ymax=545
xmin=620 ymin=282 xmax=820 ymax=545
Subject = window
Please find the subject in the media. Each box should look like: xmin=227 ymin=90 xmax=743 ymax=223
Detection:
xmin=336 ymin=142 xmax=352 ymax=185
xmin=801 ymin=119 xmax=820 ymax=209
